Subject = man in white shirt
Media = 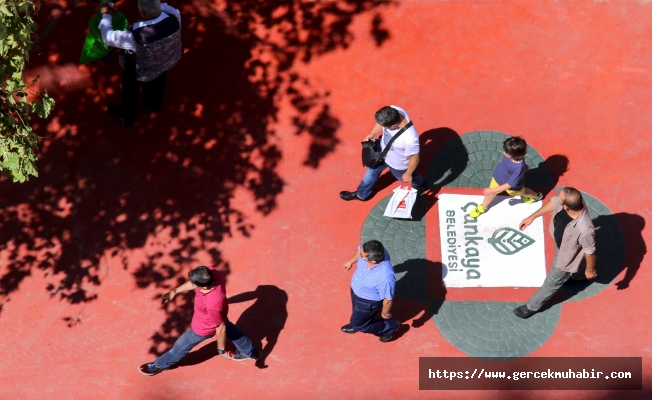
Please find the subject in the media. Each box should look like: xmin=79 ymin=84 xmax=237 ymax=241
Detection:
xmin=99 ymin=0 xmax=182 ymax=127
xmin=340 ymin=105 xmax=426 ymax=201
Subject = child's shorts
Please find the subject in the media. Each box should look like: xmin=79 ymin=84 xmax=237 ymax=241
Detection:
xmin=490 ymin=178 xmax=525 ymax=196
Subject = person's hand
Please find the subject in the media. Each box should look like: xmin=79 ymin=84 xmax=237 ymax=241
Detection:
xmin=220 ymin=352 xmax=232 ymax=360
xmin=615 ymin=280 xmax=629 ymax=290
xmin=483 ymin=188 xmax=494 ymax=196
xmin=519 ymin=216 xmax=534 ymax=231
xmin=381 ymin=312 xmax=392 ymax=320
xmin=411 ymin=319 xmax=424 ymax=328
xmin=101 ymin=3 xmax=115 ymax=16
xmin=161 ymin=291 xmax=175 ymax=304
xmin=363 ymin=133 xmax=376 ymax=142
xmin=343 ymin=261 xmax=354 ymax=271
xmin=402 ymin=173 xmax=413 ymax=184
xmin=585 ymin=269 xmax=598 ymax=280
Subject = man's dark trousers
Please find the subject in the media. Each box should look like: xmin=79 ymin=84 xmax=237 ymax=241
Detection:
xmin=350 ymin=289 xmax=397 ymax=335
xmin=121 ymin=54 xmax=167 ymax=125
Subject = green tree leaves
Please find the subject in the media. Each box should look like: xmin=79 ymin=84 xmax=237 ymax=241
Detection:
xmin=1 ymin=0 xmax=55 ymax=183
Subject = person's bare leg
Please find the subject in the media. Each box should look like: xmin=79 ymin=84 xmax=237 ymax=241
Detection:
xmin=481 ymin=192 xmax=498 ymax=209
xmin=522 ymin=188 xmax=538 ymax=198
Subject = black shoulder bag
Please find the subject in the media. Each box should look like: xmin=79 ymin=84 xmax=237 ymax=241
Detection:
xmin=361 ymin=121 xmax=413 ymax=168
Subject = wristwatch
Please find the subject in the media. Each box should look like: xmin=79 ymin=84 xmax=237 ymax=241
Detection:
xmin=217 ymin=349 xmax=225 ymax=355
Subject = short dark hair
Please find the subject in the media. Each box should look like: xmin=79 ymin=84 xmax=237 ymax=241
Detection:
xmin=503 ymin=136 xmax=527 ymax=161
xmin=362 ymin=240 xmax=385 ymax=263
xmin=375 ymin=106 xmax=401 ymax=127
xmin=561 ymin=187 xmax=583 ymax=211
xmin=188 ymin=266 xmax=215 ymax=287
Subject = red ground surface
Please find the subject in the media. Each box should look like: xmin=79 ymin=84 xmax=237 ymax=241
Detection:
xmin=1 ymin=0 xmax=650 ymax=398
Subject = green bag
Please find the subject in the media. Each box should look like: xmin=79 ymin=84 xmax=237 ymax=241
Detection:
xmin=79 ymin=11 xmax=128 ymax=64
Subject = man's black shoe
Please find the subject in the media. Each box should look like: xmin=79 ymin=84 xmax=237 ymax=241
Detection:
xmin=513 ymin=304 xmax=537 ymax=319
xmin=379 ymin=321 xmax=400 ymax=342
xmin=341 ymin=324 xmax=357 ymax=334
xmin=108 ymin=103 xmax=135 ymax=127
xmin=340 ymin=191 xmax=365 ymax=201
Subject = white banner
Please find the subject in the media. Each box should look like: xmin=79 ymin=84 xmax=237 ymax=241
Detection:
xmin=438 ymin=194 xmax=547 ymax=288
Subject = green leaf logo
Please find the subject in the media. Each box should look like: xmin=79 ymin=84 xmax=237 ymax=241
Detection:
xmin=488 ymin=227 xmax=535 ymax=255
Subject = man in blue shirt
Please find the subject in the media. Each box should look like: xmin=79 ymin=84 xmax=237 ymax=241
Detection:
xmin=342 ymin=240 xmax=400 ymax=342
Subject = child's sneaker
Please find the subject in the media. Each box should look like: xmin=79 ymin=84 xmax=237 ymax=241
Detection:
xmin=469 ymin=205 xmax=485 ymax=218
xmin=521 ymin=192 xmax=543 ymax=204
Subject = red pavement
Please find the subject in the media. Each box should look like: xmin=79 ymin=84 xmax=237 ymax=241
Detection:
xmin=1 ymin=1 xmax=650 ymax=398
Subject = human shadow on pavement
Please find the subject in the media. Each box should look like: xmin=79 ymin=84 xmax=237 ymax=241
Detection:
xmin=614 ymin=213 xmax=646 ymax=290
xmin=172 ymin=285 xmax=287 ymax=369
xmin=525 ymin=154 xmax=569 ymax=196
xmin=230 ymin=285 xmax=288 ymax=369
xmin=393 ymin=260 xmax=447 ymax=330
xmin=367 ymin=127 xmax=465 ymax=201
xmin=424 ymin=128 xmax=469 ymax=191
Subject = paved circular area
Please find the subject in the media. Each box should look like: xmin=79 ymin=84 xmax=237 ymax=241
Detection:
xmin=361 ymin=131 xmax=625 ymax=358
xmin=432 ymin=301 xmax=561 ymax=358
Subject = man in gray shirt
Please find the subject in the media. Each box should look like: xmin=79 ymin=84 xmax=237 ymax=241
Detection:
xmin=513 ymin=187 xmax=597 ymax=318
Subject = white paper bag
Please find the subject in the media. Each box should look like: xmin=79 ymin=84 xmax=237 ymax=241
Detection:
xmin=383 ymin=183 xmax=417 ymax=219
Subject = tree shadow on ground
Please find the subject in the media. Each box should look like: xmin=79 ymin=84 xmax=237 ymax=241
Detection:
xmin=171 ymin=285 xmax=287 ymax=369
xmin=0 ymin=0 xmax=393 ymax=352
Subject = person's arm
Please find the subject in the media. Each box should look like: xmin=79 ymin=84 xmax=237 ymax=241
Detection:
xmin=401 ymin=154 xmax=420 ymax=184
xmin=227 ymin=291 xmax=256 ymax=304
xmin=584 ymin=253 xmax=597 ymax=279
xmin=579 ymin=225 xmax=597 ymax=279
xmin=381 ymin=299 xmax=393 ymax=319
xmin=161 ymin=3 xmax=181 ymax=22
xmin=161 ymin=280 xmax=195 ymax=304
xmin=380 ymin=277 xmax=395 ymax=319
xmin=483 ymin=182 xmax=511 ymax=196
xmin=519 ymin=200 xmax=554 ymax=231
xmin=343 ymin=250 xmax=360 ymax=271
xmin=215 ymin=322 xmax=230 ymax=359
xmin=363 ymin=123 xmax=384 ymax=142
xmin=98 ymin=5 xmax=136 ymax=51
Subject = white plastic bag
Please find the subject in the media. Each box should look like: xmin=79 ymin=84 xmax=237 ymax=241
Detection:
xmin=383 ymin=183 xmax=417 ymax=219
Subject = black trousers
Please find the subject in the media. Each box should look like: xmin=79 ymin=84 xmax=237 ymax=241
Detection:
xmin=121 ymin=54 xmax=167 ymax=124
xmin=349 ymin=289 xmax=398 ymax=335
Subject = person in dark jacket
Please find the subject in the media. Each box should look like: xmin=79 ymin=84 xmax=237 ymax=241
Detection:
xmin=99 ymin=0 xmax=182 ymax=126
